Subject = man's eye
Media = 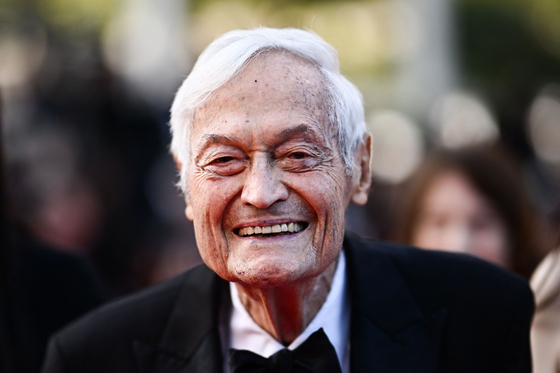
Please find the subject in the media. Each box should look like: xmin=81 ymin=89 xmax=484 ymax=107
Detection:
xmin=278 ymin=150 xmax=319 ymax=172
xmin=203 ymin=156 xmax=245 ymax=176
xmin=214 ymin=156 xmax=234 ymax=164
xmin=289 ymin=152 xmax=308 ymax=160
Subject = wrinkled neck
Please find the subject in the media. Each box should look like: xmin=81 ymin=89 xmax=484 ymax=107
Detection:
xmin=234 ymin=259 xmax=338 ymax=345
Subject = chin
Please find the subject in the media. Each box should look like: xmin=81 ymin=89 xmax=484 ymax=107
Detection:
xmin=227 ymin=257 xmax=318 ymax=288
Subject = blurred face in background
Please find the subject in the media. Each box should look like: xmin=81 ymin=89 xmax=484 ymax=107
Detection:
xmin=411 ymin=170 xmax=511 ymax=267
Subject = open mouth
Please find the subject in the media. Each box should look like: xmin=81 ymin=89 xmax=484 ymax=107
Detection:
xmin=235 ymin=222 xmax=308 ymax=237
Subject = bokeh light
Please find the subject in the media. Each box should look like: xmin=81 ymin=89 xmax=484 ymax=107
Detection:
xmin=368 ymin=110 xmax=424 ymax=183
xmin=0 ymin=7 xmax=48 ymax=90
xmin=430 ymin=90 xmax=499 ymax=149
xmin=190 ymin=0 xmax=423 ymax=78
xmin=102 ymin=0 xmax=190 ymax=106
xmin=528 ymin=85 xmax=560 ymax=165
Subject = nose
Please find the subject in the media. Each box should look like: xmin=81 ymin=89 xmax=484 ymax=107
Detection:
xmin=241 ymin=155 xmax=288 ymax=208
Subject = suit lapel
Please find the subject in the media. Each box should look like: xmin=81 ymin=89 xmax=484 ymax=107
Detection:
xmin=133 ymin=233 xmax=447 ymax=372
xmin=344 ymin=232 xmax=447 ymax=372
xmin=133 ymin=265 xmax=229 ymax=373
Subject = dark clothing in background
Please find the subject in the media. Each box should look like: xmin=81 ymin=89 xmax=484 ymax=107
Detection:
xmin=1 ymin=233 xmax=103 ymax=373
xmin=42 ymin=232 xmax=534 ymax=372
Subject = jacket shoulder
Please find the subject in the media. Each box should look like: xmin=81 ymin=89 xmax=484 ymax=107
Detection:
xmin=344 ymin=232 xmax=534 ymax=313
xmin=44 ymin=264 xmax=218 ymax=372
xmin=60 ymin=266 xmax=197 ymax=337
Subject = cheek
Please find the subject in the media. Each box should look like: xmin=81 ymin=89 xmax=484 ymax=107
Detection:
xmin=291 ymin=173 xmax=348 ymax=247
xmin=293 ymin=178 xmax=345 ymax=222
xmin=474 ymin=225 xmax=510 ymax=265
xmin=189 ymin=174 xmax=238 ymax=216
xmin=191 ymin=206 xmax=233 ymax=280
xmin=301 ymin=169 xmax=347 ymax=205
xmin=187 ymin=175 xmax=242 ymax=269
xmin=411 ymin=218 xmax=444 ymax=248
xmin=411 ymin=226 xmax=431 ymax=248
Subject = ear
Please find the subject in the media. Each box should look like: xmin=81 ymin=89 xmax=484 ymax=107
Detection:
xmin=185 ymin=205 xmax=194 ymax=221
xmin=173 ymin=154 xmax=182 ymax=173
xmin=350 ymin=134 xmax=372 ymax=206
xmin=174 ymin=155 xmax=195 ymax=221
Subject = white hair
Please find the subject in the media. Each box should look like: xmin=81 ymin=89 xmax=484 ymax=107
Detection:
xmin=170 ymin=27 xmax=366 ymax=192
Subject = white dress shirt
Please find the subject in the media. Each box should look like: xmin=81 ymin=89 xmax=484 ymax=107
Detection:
xmin=224 ymin=250 xmax=350 ymax=373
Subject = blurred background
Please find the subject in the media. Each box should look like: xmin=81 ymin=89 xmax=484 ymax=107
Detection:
xmin=2 ymin=0 xmax=560 ymax=308
xmin=2 ymin=0 xmax=560 ymax=371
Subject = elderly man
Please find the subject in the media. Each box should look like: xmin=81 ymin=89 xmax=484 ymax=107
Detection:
xmin=42 ymin=28 xmax=533 ymax=373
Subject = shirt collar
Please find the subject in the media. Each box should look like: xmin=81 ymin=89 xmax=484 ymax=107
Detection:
xmin=228 ymin=250 xmax=350 ymax=371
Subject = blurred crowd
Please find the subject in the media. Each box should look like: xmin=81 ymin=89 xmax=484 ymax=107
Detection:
xmin=2 ymin=0 xmax=560 ymax=372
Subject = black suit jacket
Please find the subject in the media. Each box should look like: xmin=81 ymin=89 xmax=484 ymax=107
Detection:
xmin=42 ymin=232 xmax=534 ymax=372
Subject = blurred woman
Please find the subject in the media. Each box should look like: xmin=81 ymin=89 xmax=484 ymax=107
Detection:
xmin=394 ymin=145 xmax=544 ymax=279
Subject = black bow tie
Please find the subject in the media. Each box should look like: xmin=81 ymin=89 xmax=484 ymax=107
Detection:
xmin=228 ymin=328 xmax=342 ymax=373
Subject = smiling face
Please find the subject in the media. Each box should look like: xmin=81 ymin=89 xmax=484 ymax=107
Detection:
xmin=182 ymin=51 xmax=367 ymax=287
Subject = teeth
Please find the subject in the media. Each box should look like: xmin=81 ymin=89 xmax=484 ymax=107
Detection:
xmin=238 ymin=222 xmax=305 ymax=237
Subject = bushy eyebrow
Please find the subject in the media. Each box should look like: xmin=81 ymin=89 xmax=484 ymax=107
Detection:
xmin=200 ymin=134 xmax=241 ymax=146
xmin=195 ymin=133 xmax=241 ymax=153
xmin=275 ymin=124 xmax=321 ymax=143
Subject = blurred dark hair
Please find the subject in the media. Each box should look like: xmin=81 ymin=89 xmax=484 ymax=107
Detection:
xmin=394 ymin=145 xmax=544 ymax=279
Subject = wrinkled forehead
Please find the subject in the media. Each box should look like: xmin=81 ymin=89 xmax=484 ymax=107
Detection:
xmin=192 ymin=50 xmax=331 ymax=132
xmin=238 ymin=50 xmax=325 ymax=91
